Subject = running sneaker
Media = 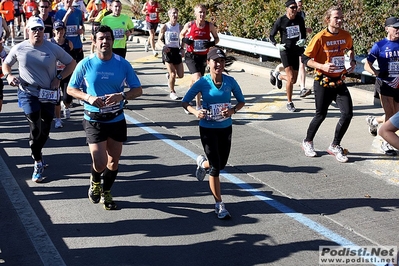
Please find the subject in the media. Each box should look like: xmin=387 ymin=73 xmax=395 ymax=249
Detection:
xmin=327 ymin=144 xmax=348 ymax=163
xmin=276 ymin=72 xmax=283 ymax=89
xmin=302 ymin=140 xmax=317 ymax=157
xmin=215 ymin=202 xmax=231 ymax=219
xmin=153 ymin=50 xmax=158 ymax=57
xmin=101 ymin=191 xmax=117 ymax=210
xmin=381 ymin=141 xmax=397 ymax=156
xmin=32 ymin=162 xmax=45 ymax=182
xmin=299 ymin=88 xmax=312 ymax=97
xmin=269 ymin=70 xmax=276 ymax=86
xmin=63 ymin=108 xmax=71 ymax=119
xmin=286 ymin=102 xmax=296 ymax=112
xmin=170 ymin=92 xmax=179 ymax=100
xmin=195 ymin=155 xmax=207 ymax=181
xmin=366 ymin=115 xmax=378 ymax=136
xmin=88 ymin=180 xmax=102 ymax=204
xmin=54 ymin=118 xmax=63 ymax=128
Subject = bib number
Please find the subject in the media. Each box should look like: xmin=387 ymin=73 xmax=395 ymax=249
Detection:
xmin=99 ymin=103 xmax=120 ymax=114
xmin=38 ymin=88 xmax=59 ymax=104
xmin=331 ymin=56 xmax=345 ymax=73
xmin=206 ymin=103 xmax=231 ymax=122
xmin=388 ymin=61 xmax=399 ymax=77
xmin=193 ymin=40 xmax=207 ymax=53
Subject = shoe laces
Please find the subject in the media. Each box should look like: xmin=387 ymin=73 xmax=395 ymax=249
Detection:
xmin=102 ymin=191 xmax=113 ymax=203
xmin=91 ymin=182 xmax=101 ymax=195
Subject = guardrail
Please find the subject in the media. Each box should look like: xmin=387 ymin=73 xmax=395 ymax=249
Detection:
xmin=131 ymin=19 xmax=377 ymax=83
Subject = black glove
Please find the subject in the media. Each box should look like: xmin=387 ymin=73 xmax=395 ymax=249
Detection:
xmin=182 ymin=38 xmax=194 ymax=45
xmin=204 ymin=41 xmax=215 ymax=48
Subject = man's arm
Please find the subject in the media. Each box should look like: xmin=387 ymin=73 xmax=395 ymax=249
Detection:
xmin=209 ymin=23 xmax=219 ymax=45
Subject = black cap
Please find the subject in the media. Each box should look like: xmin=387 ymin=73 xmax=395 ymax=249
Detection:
xmin=285 ymin=0 xmax=296 ymax=7
xmin=385 ymin=17 xmax=399 ymax=27
xmin=207 ymin=48 xmax=226 ymax=60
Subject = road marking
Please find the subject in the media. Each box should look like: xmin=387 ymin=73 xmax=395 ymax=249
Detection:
xmin=125 ymin=113 xmax=384 ymax=266
xmin=0 ymin=156 xmax=66 ymax=266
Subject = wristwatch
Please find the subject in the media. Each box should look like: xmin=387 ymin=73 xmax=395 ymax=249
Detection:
xmin=56 ymin=74 xmax=63 ymax=80
xmin=121 ymin=92 xmax=127 ymax=100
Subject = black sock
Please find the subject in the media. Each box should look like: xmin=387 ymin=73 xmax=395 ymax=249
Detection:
xmin=90 ymin=167 xmax=103 ymax=183
xmin=103 ymin=168 xmax=118 ymax=191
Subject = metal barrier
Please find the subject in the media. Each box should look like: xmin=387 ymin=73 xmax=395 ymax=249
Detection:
xmin=131 ymin=19 xmax=377 ymax=83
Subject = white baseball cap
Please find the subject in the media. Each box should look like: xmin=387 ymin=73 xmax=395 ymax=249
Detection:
xmin=27 ymin=16 xmax=45 ymax=29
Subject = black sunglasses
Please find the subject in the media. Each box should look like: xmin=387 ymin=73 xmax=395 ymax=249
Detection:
xmin=40 ymin=5 xmax=49 ymax=8
xmin=31 ymin=26 xmax=44 ymax=32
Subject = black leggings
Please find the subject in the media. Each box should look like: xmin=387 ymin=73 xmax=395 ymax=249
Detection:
xmin=199 ymin=126 xmax=232 ymax=177
xmin=26 ymin=107 xmax=54 ymax=161
xmin=305 ymin=80 xmax=353 ymax=146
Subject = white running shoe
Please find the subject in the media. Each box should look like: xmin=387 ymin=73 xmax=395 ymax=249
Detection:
xmin=170 ymin=92 xmax=179 ymax=100
xmin=195 ymin=155 xmax=207 ymax=181
xmin=381 ymin=141 xmax=397 ymax=156
xmin=215 ymin=202 xmax=231 ymax=219
xmin=366 ymin=115 xmax=378 ymax=136
xmin=327 ymin=144 xmax=348 ymax=163
xmin=54 ymin=118 xmax=63 ymax=128
xmin=302 ymin=140 xmax=317 ymax=157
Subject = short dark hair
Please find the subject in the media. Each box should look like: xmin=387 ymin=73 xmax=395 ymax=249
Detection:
xmin=94 ymin=25 xmax=114 ymax=41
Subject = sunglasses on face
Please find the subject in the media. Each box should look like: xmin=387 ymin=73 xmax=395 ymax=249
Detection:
xmin=31 ymin=27 xmax=44 ymax=32
xmin=289 ymin=5 xmax=298 ymax=9
xmin=40 ymin=5 xmax=49 ymax=8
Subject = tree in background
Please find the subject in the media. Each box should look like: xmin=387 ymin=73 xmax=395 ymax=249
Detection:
xmin=130 ymin=0 xmax=399 ymax=55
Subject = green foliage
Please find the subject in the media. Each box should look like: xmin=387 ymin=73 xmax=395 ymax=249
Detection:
xmin=130 ymin=0 xmax=399 ymax=55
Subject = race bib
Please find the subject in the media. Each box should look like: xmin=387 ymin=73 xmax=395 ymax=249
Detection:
xmin=149 ymin=12 xmax=157 ymax=20
xmin=207 ymin=103 xmax=231 ymax=122
xmin=99 ymin=103 xmax=121 ymax=114
xmin=56 ymin=61 xmax=65 ymax=71
xmin=388 ymin=61 xmax=399 ymax=77
xmin=166 ymin=32 xmax=179 ymax=47
xmin=330 ymin=56 xmax=345 ymax=73
xmin=113 ymin=28 xmax=124 ymax=40
xmin=193 ymin=40 xmax=207 ymax=53
xmin=66 ymin=25 xmax=78 ymax=37
xmin=286 ymin=25 xmax=300 ymax=39
xmin=38 ymin=88 xmax=59 ymax=104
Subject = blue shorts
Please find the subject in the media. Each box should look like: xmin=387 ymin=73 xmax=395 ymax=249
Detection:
xmin=17 ymin=88 xmax=55 ymax=115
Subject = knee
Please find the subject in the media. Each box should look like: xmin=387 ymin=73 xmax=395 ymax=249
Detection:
xmin=209 ymin=166 xmax=220 ymax=177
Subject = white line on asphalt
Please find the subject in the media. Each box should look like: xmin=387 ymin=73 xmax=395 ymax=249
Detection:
xmin=0 ymin=156 xmax=66 ymax=266
xmin=125 ymin=114 xmax=384 ymax=266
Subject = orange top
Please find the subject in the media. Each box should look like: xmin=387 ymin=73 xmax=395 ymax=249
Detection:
xmin=304 ymin=28 xmax=353 ymax=78
xmin=0 ymin=0 xmax=14 ymax=22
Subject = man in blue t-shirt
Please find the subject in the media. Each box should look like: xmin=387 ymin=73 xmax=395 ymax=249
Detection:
xmin=67 ymin=25 xmax=142 ymax=211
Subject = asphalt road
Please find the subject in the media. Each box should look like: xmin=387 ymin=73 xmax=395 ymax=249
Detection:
xmin=0 ymin=35 xmax=398 ymax=266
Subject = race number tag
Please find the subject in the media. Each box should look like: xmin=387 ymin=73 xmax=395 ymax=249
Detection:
xmin=38 ymin=88 xmax=59 ymax=104
xmin=166 ymin=32 xmax=179 ymax=47
xmin=99 ymin=103 xmax=120 ymax=114
xmin=66 ymin=25 xmax=78 ymax=37
xmin=193 ymin=40 xmax=207 ymax=53
xmin=207 ymin=103 xmax=231 ymax=122
xmin=113 ymin=28 xmax=124 ymax=40
xmin=56 ymin=61 xmax=65 ymax=71
xmin=149 ymin=12 xmax=157 ymax=20
xmin=286 ymin=25 xmax=300 ymax=39
xmin=330 ymin=56 xmax=345 ymax=73
xmin=388 ymin=61 xmax=399 ymax=77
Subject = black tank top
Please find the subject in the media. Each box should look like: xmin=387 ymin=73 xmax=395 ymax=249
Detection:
xmin=50 ymin=38 xmax=71 ymax=55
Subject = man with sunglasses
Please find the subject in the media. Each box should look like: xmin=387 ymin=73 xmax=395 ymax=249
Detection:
xmin=364 ymin=17 xmax=399 ymax=156
xmin=269 ymin=0 xmax=306 ymax=112
xmin=38 ymin=0 xmax=55 ymax=40
xmin=2 ymin=16 xmax=76 ymax=182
